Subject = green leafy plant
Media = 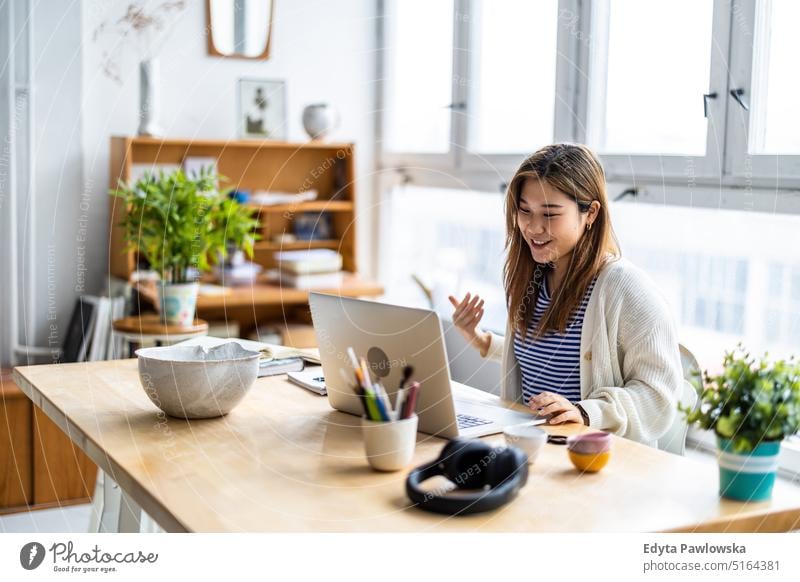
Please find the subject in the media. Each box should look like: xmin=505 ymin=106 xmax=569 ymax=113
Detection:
xmin=112 ymin=167 xmax=260 ymax=283
xmin=681 ymin=344 xmax=800 ymax=453
xmin=209 ymin=196 xmax=261 ymax=262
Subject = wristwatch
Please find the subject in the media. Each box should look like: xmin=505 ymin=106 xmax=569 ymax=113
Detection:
xmin=576 ymin=403 xmax=590 ymax=426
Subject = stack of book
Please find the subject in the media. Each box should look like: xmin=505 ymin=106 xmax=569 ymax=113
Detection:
xmin=174 ymin=336 xmax=321 ymax=378
xmin=274 ymin=249 xmax=345 ymax=288
xmin=62 ymin=296 xmax=127 ymax=362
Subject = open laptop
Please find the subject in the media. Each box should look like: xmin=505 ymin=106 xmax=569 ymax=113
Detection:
xmin=308 ymin=292 xmax=545 ymax=438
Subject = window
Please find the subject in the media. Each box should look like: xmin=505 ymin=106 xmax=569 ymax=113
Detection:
xmin=612 ymin=199 xmax=800 ymax=368
xmin=765 ymin=263 xmax=800 ymax=347
xmin=380 ymin=0 xmax=800 ymax=183
xmin=382 ymin=0 xmax=454 ymax=154
xmin=378 ymin=185 xmax=507 ymax=333
xmin=681 ymin=255 xmax=747 ymax=335
xmin=586 ymin=0 xmax=714 ymax=156
xmin=726 ymin=0 xmax=800 ymax=178
xmin=748 ymin=0 xmax=800 ymax=155
xmin=466 ymin=0 xmax=559 ymax=155
xmin=379 ymin=0 xmax=563 ymax=175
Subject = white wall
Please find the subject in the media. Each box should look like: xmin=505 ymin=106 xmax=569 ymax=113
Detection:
xmin=82 ymin=0 xmax=378 ymax=281
xmin=4 ymin=0 xmax=378 ymax=360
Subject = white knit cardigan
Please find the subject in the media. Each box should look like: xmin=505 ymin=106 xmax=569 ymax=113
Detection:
xmin=482 ymin=257 xmax=685 ymax=446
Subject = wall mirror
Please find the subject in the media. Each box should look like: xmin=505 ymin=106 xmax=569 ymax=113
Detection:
xmin=207 ymin=0 xmax=274 ymax=60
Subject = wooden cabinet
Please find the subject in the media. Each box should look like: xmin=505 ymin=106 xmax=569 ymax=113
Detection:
xmin=0 ymin=369 xmax=97 ymax=514
xmin=32 ymin=408 xmax=97 ymax=505
xmin=0 ymin=373 xmax=32 ymax=508
xmin=108 ymin=136 xmax=360 ymax=279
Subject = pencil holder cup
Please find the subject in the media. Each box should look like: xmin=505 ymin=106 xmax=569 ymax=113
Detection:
xmin=361 ymin=414 xmax=418 ymax=472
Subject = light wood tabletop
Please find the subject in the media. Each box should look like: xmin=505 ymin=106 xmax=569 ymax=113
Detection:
xmin=13 ymin=359 xmax=800 ymax=533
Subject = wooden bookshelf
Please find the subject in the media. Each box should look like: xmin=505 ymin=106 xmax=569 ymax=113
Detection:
xmin=108 ymin=136 xmax=360 ymax=279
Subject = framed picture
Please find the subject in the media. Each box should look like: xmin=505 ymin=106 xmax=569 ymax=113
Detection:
xmin=238 ymin=78 xmax=286 ymax=139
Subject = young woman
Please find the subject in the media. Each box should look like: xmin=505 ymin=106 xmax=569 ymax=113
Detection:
xmin=449 ymin=143 xmax=683 ymax=446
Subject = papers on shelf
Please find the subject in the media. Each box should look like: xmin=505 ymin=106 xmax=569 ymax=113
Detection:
xmin=274 ymin=249 xmax=343 ymax=275
xmin=250 ymin=189 xmax=318 ymax=206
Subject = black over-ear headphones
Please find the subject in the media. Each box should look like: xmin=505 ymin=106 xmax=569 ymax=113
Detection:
xmin=405 ymin=438 xmax=529 ymax=515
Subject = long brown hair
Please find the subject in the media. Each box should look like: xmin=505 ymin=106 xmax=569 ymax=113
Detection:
xmin=504 ymin=143 xmax=620 ymax=340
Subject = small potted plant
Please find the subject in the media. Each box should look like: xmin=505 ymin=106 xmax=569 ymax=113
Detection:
xmin=681 ymin=345 xmax=800 ymax=501
xmin=113 ymin=167 xmax=259 ymax=325
xmin=211 ymin=196 xmax=261 ymax=269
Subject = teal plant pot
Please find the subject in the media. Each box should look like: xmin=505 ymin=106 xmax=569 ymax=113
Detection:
xmin=717 ymin=436 xmax=780 ymax=501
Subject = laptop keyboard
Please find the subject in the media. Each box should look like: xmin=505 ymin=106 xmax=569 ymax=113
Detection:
xmin=456 ymin=413 xmax=493 ymax=430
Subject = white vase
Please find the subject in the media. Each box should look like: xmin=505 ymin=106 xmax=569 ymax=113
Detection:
xmin=138 ymin=59 xmax=163 ymax=137
xmin=158 ymin=282 xmax=199 ymax=326
xmin=302 ymin=103 xmax=339 ymax=140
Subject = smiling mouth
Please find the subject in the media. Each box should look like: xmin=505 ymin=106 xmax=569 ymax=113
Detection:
xmin=530 ymin=239 xmax=551 ymax=249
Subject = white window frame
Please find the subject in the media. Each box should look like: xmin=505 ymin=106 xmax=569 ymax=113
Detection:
xmin=377 ymin=0 xmax=459 ymax=171
xmin=574 ymin=0 xmax=730 ymax=182
xmin=377 ymin=0 xmax=583 ymax=189
xmin=377 ymin=0 xmax=800 ymax=191
xmin=455 ymin=0 xmax=580 ymax=176
xmin=725 ymin=0 xmax=800 ymax=182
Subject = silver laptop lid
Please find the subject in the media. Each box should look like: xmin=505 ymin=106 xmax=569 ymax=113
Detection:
xmin=308 ymin=292 xmax=459 ymax=437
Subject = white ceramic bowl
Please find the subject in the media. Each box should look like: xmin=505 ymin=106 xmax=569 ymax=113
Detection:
xmin=503 ymin=423 xmax=548 ymax=464
xmin=136 ymin=343 xmax=260 ymax=419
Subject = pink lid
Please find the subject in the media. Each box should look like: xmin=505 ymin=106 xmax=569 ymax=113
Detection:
xmin=567 ymin=432 xmax=611 ymax=454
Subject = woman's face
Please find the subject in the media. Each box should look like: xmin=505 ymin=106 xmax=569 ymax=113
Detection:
xmin=516 ymin=178 xmax=597 ymax=267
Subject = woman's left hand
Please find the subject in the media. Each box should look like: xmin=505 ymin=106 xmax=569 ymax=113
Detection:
xmin=529 ymin=392 xmax=584 ymax=425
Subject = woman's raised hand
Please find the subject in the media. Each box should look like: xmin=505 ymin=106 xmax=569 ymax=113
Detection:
xmin=448 ymin=292 xmax=491 ymax=355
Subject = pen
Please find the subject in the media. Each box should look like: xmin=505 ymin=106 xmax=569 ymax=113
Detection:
xmin=394 ymin=387 xmax=406 ymax=421
xmin=346 ymin=347 xmax=361 ymax=373
xmin=379 ymin=383 xmax=393 ymax=421
xmin=372 ymin=385 xmax=389 ymax=421
xmin=364 ymin=389 xmax=381 ymax=421
xmin=402 ymin=381 xmax=420 ymax=419
xmin=359 ymin=357 xmax=374 ymax=391
xmin=399 ymin=365 xmax=414 ymax=390
xmin=352 ymin=385 xmax=371 ymax=418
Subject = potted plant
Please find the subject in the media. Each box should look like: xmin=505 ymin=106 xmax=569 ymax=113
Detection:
xmin=112 ymin=168 xmax=259 ymax=325
xmin=211 ymin=196 xmax=261 ymax=269
xmin=681 ymin=345 xmax=800 ymax=501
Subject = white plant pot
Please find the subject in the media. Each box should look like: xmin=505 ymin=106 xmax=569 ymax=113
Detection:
xmin=158 ymin=282 xmax=199 ymax=326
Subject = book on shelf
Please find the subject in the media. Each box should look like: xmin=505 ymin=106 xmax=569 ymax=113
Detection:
xmin=251 ymin=189 xmax=318 ymax=206
xmin=278 ymin=270 xmax=346 ymax=289
xmin=62 ymin=297 xmax=96 ymax=363
xmin=88 ymin=297 xmax=110 ymax=361
xmin=274 ymin=249 xmax=342 ymax=275
xmin=62 ymin=295 xmax=126 ymax=363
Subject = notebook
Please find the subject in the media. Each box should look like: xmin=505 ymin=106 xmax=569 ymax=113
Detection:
xmin=174 ymin=336 xmax=320 ymax=364
xmin=287 ymin=368 xmax=327 ymax=396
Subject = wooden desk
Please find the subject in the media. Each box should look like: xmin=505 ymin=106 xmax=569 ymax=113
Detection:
xmin=13 ymin=359 xmax=800 ymax=533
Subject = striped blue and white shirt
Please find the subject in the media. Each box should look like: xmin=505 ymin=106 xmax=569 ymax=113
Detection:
xmin=513 ymin=275 xmax=597 ymax=405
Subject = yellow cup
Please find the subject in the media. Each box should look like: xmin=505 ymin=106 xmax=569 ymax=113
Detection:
xmin=568 ymin=449 xmax=611 ymax=473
